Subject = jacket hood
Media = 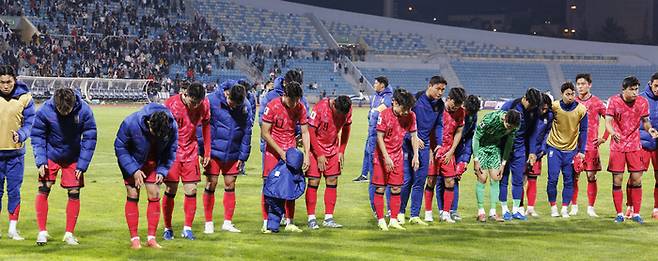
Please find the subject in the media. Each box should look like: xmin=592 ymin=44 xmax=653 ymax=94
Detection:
xmin=220 ymin=79 xmax=237 ymax=91
xmin=285 ymin=148 xmax=304 ymax=171
xmin=11 ymin=80 xmax=30 ymax=98
xmin=644 ymin=84 xmax=657 ymax=100
xmin=273 ymin=76 xmax=285 ymax=95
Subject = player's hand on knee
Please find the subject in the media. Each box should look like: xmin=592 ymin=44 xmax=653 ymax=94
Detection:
xmin=155 ymin=174 xmax=164 ymax=185
xmin=133 ymin=170 xmax=146 ymax=188
xmin=527 ymin=154 xmax=537 ymax=165
xmin=385 ymin=156 xmax=395 ymax=172
xmin=302 ymin=155 xmax=310 ymax=172
xmin=75 ymin=169 xmax=84 ymax=180
xmin=38 ymin=165 xmax=46 ymax=178
xmin=11 ymin=130 xmax=19 ymax=143
xmin=318 ymin=155 xmax=327 ymax=172
xmin=202 ymin=157 xmax=210 ymax=167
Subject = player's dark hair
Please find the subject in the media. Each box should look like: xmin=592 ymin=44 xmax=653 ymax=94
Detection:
xmin=375 ymin=76 xmax=389 ymax=87
xmin=148 ymin=111 xmax=173 ymax=140
xmin=464 ymin=95 xmax=480 ymax=114
xmin=505 ymin=109 xmax=521 ymax=128
xmin=541 ymin=93 xmax=553 ymax=107
xmin=284 ymin=70 xmax=303 ymax=85
xmin=392 ymin=88 xmax=416 ymax=110
xmin=54 ymin=88 xmax=76 ymax=115
xmin=334 ymin=95 xmax=352 ymax=115
xmin=622 ymin=76 xmax=640 ymax=89
xmin=228 ymin=84 xmax=246 ymax=106
xmin=651 ymin=72 xmax=658 ymax=83
xmin=561 ymin=82 xmax=576 ymax=93
xmin=187 ymin=82 xmax=206 ymax=101
xmin=429 ymin=76 xmax=447 ymax=86
xmin=237 ymin=79 xmax=250 ymax=88
xmin=448 ymin=87 xmax=466 ymax=105
xmin=283 ymin=81 xmax=303 ymax=100
xmin=524 ymin=88 xmax=542 ymax=108
xmin=0 ymin=64 xmax=16 ymax=79
xmin=576 ymin=73 xmax=592 ymax=84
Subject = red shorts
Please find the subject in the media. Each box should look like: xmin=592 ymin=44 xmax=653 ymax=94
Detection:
xmin=583 ymin=150 xmax=602 ymax=171
xmin=262 ymin=151 xmax=281 ymax=177
xmin=608 ymin=150 xmax=646 ymax=173
xmin=205 ymin=158 xmax=240 ymax=176
xmin=429 ymin=155 xmax=456 ymax=177
xmin=165 ymin=160 xmax=201 ymax=183
xmin=40 ymin=160 xmax=84 ymax=188
xmin=642 ymin=149 xmax=658 ymax=171
xmin=124 ymin=160 xmax=159 ymax=186
xmin=525 ymin=159 xmax=542 ymax=176
xmin=307 ymin=153 xmax=341 ymax=178
xmin=372 ymin=154 xmax=404 ymax=186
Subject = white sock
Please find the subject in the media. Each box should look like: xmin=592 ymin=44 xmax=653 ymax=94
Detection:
xmin=183 ymin=226 xmax=192 ymax=231
xmin=307 ymin=215 xmax=316 ymax=221
xmin=324 ymin=214 xmax=333 ymax=220
xmin=478 ymin=208 xmax=485 ymax=215
xmin=147 ymin=235 xmax=156 ymax=241
xmin=561 ymin=206 xmax=568 ymax=212
xmin=501 ymin=203 xmax=509 ymax=213
xmin=617 ymin=213 xmax=623 ymax=216
xmin=263 ymin=220 xmax=267 ymax=227
xmin=223 ymin=220 xmax=232 ymax=225
xmin=8 ymin=220 xmax=17 ymax=233
xmin=512 ymin=206 xmax=518 ymax=213
xmin=425 ymin=210 xmax=432 ymax=216
xmin=654 ymin=208 xmax=658 ymax=212
xmin=131 ymin=236 xmax=140 ymax=241
xmin=527 ymin=206 xmax=534 ymax=211
xmin=64 ymin=231 xmax=73 ymax=237
xmin=285 ymin=218 xmax=292 ymax=225
xmin=489 ymin=209 xmax=497 ymax=216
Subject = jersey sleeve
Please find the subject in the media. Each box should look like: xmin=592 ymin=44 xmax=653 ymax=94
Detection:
xmin=262 ymin=102 xmax=276 ymax=123
xmin=298 ymin=103 xmax=308 ymax=125
xmin=605 ymin=98 xmax=616 ymax=116
xmin=408 ymin=112 xmax=418 ymax=133
xmin=376 ymin=111 xmax=387 ymax=133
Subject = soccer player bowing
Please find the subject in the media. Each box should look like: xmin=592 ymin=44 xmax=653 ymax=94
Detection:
xmin=545 ymin=82 xmax=587 ymax=218
xmin=261 ymin=81 xmax=310 ymax=232
xmin=31 ymin=88 xmax=97 ymax=245
xmin=305 ymin=95 xmax=352 ymax=230
xmin=372 ymin=89 xmax=419 ymax=231
xmin=201 ymin=83 xmax=253 ymax=234
xmin=606 ymin=76 xmax=658 ymax=224
xmin=115 ymin=104 xmax=178 ymax=249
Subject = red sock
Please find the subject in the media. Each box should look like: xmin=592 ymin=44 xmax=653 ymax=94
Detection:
xmin=203 ymin=189 xmax=215 ymax=222
xmin=147 ymin=198 xmax=160 ymax=237
xmin=587 ymin=180 xmax=597 ymax=207
xmin=284 ymin=200 xmax=295 ymax=220
xmin=162 ymin=192 xmax=175 ymax=229
xmin=65 ymin=198 xmax=80 ymax=233
xmin=653 ymin=183 xmax=658 ymax=209
xmin=424 ymin=185 xmax=434 ymax=212
xmin=35 ymin=192 xmax=49 ymax=231
xmin=631 ymin=186 xmax=642 ymax=215
xmin=443 ymin=188 xmax=454 ymax=212
xmin=184 ymin=194 xmax=197 ymax=227
xmin=125 ymin=198 xmax=139 ymax=238
xmin=305 ymin=185 xmax=318 ymax=216
xmin=613 ymin=186 xmax=623 ymax=214
xmin=550 ymin=202 xmax=556 ymax=207
xmin=374 ymin=192 xmax=384 ymax=219
xmin=626 ymin=185 xmax=632 ymax=207
xmin=261 ymin=194 xmax=268 ymax=220
xmin=572 ymin=179 xmax=579 ymax=205
xmin=223 ymin=189 xmax=236 ymax=221
xmin=324 ymin=185 xmax=337 ymax=215
xmin=390 ymin=193 xmax=401 ymax=219
xmin=527 ymin=177 xmax=537 ymax=207
xmin=8 ymin=204 xmax=20 ymax=221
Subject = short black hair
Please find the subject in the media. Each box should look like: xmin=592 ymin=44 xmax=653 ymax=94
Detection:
xmin=392 ymin=88 xmax=416 ymax=110
xmin=505 ymin=109 xmax=521 ymax=128
xmin=576 ymin=73 xmax=592 ymax=84
xmin=148 ymin=111 xmax=173 ymax=140
xmin=374 ymin=76 xmax=389 ymax=87
xmin=541 ymin=93 xmax=553 ymax=107
xmin=228 ymin=84 xmax=246 ymax=106
xmin=284 ymin=70 xmax=303 ymax=85
xmin=0 ymin=64 xmax=16 ymax=79
xmin=187 ymin=82 xmax=206 ymax=101
xmin=622 ymin=76 xmax=640 ymax=89
xmin=448 ymin=87 xmax=466 ymax=105
xmin=561 ymin=82 xmax=576 ymax=93
xmin=464 ymin=95 xmax=480 ymax=114
xmin=524 ymin=88 xmax=542 ymax=108
xmin=429 ymin=76 xmax=447 ymax=86
xmin=54 ymin=88 xmax=76 ymax=115
xmin=283 ymin=81 xmax=303 ymax=100
xmin=334 ymin=95 xmax=352 ymax=115
xmin=651 ymin=72 xmax=658 ymax=83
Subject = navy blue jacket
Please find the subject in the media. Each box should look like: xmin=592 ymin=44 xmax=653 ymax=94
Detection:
xmin=404 ymin=91 xmax=443 ymax=147
xmin=533 ymin=111 xmax=554 ymax=157
xmin=367 ymin=86 xmax=393 ymax=138
xmin=455 ymin=112 xmax=477 ymax=163
xmin=114 ymin=103 xmax=178 ymax=178
xmin=500 ymin=99 xmax=539 ymax=154
xmin=0 ymin=81 xmax=36 ymax=158
xmin=31 ymin=92 xmax=97 ymax=171
xmin=641 ymin=84 xmax=658 ymax=150
xmin=199 ymin=88 xmax=254 ymax=162
xmin=263 ymin=149 xmax=306 ymax=200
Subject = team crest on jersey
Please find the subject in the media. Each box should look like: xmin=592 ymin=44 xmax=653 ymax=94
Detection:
xmin=377 ymin=115 xmax=382 ymax=125
xmin=264 ymin=107 xmax=269 ymax=115
xmin=548 ymin=150 xmax=554 ymax=158
xmin=310 ymin=111 xmax=317 ymax=120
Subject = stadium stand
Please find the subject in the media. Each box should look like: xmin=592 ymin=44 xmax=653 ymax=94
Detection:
xmin=561 ymin=64 xmax=658 ymax=99
xmin=451 ymin=61 xmax=552 ymax=99
xmin=359 ymin=68 xmax=440 ymax=94
xmin=323 ymin=21 xmax=427 ymax=55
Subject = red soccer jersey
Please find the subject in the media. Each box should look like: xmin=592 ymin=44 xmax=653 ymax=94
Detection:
xmin=164 ymin=94 xmax=211 ymax=162
xmin=606 ymin=95 xmax=649 ymax=152
xmin=309 ymin=98 xmax=352 ymax=157
xmin=375 ymin=107 xmax=417 ymax=159
xmin=262 ymin=97 xmax=308 ymax=154
xmin=576 ymin=94 xmax=606 ymax=151
xmin=438 ymin=107 xmax=465 ymax=154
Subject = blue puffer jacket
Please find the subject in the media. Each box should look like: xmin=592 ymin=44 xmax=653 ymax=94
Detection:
xmin=199 ymin=88 xmax=254 ymax=162
xmin=114 ymin=103 xmax=178 ymax=178
xmin=0 ymin=81 xmax=36 ymax=158
xmin=31 ymin=92 xmax=97 ymax=171
xmin=219 ymin=79 xmax=257 ymax=121
xmin=263 ymin=148 xmax=306 ymax=200
xmin=641 ymin=84 xmax=658 ymax=150
xmin=533 ymin=111 xmax=554 ymax=158
xmin=455 ymin=112 xmax=478 ymax=164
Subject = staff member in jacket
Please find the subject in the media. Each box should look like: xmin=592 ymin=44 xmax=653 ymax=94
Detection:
xmin=31 ymin=88 xmax=97 ymax=246
xmin=200 ymin=82 xmax=253 ymax=234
